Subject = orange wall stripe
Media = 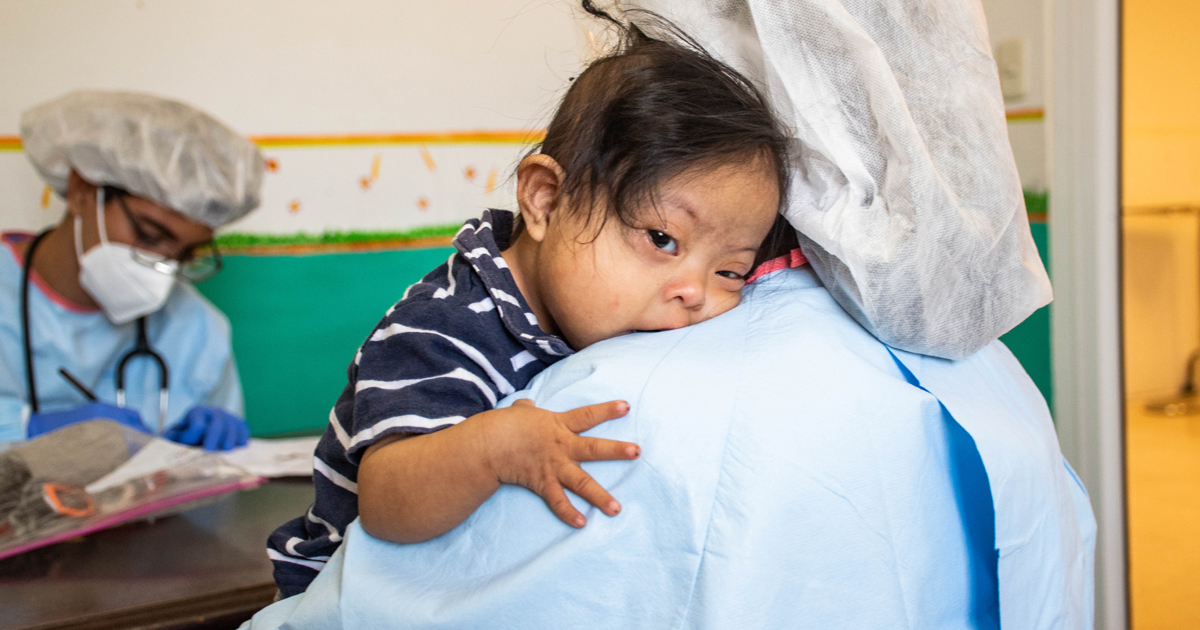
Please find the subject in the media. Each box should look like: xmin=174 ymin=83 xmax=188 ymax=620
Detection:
xmin=1005 ymin=106 xmax=1045 ymax=122
xmin=0 ymin=111 xmax=1044 ymax=152
xmin=0 ymin=129 xmax=545 ymax=152
xmin=1 ymin=111 xmax=1042 ymax=152
xmin=253 ymin=130 xmax=544 ymax=148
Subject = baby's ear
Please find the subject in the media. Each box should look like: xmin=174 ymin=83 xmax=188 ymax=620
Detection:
xmin=515 ymin=155 xmax=565 ymax=243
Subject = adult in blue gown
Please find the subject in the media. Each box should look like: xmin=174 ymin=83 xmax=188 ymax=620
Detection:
xmin=0 ymin=91 xmax=265 ymax=449
xmin=243 ymin=267 xmax=1096 ymax=629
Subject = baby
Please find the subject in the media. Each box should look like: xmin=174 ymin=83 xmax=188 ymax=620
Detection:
xmin=268 ymin=13 xmax=795 ymax=598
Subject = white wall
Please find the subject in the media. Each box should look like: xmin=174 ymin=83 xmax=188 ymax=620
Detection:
xmin=0 ymin=0 xmax=1052 ymax=236
xmin=979 ymin=0 xmax=1048 ymax=192
xmin=0 ymin=0 xmax=588 ymax=234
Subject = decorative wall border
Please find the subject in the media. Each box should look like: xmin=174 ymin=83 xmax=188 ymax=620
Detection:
xmin=0 ymin=110 xmax=1044 ymax=152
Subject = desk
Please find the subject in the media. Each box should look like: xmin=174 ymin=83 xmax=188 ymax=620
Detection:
xmin=0 ymin=479 xmax=313 ymax=630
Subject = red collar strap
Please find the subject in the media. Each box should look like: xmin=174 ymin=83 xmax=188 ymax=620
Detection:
xmin=747 ymin=248 xmax=808 ymax=284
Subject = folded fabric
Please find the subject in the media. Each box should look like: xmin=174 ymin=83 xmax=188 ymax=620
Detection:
xmin=244 ymin=267 xmax=1093 ymax=630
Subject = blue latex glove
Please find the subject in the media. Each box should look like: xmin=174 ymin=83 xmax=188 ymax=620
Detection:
xmin=27 ymin=402 xmax=150 ymax=439
xmin=165 ymin=406 xmax=250 ymax=451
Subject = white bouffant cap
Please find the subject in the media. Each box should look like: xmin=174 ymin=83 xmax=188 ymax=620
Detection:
xmin=20 ymin=90 xmax=264 ymax=228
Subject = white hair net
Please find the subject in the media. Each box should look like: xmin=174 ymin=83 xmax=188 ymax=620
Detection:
xmin=20 ymin=91 xmax=265 ymax=229
xmin=618 ymin=0 xmax=1052 ymax=360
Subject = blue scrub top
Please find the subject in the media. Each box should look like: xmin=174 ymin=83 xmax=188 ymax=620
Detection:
xmin=0 ymin=232 xmax=243 ymax=442
xmin=243 ymin=266 xmax=1093 ymax=630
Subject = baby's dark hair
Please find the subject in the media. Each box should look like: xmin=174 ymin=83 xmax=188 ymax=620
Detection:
xmin=524 ymin=2 xmax=796 ymax=268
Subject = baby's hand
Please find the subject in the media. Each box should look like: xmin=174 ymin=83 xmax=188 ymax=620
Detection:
xmin=479 ymin=398 xmax=639 ymax=528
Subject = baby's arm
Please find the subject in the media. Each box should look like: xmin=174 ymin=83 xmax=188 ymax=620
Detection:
xmin=358 ymin=399 xmax=639 ymax=544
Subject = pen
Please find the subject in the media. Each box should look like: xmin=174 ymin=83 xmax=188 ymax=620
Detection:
xmin=58 ymin=368 xmax=98 ymax=402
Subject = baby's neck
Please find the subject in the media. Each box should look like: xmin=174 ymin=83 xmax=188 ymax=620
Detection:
xmin=502 ymin=233 xmax=557 ymax=338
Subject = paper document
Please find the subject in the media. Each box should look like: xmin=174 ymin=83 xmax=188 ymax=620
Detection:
xmin=220 ymin=437 xmax=319 ymax=478
xmin=85 ymin=439 xmax=204 ymax=494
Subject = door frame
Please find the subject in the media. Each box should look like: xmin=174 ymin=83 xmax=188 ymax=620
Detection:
xmin=1047 ymin=0 xmax=1125 ymax=626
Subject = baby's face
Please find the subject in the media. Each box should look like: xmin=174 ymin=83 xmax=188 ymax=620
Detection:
xmin=539 ymin=161 xmax=780 ymax=350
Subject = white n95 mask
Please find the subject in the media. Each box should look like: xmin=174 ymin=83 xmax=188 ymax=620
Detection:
xmin=75 ymin=188 xmax=177 ymax=325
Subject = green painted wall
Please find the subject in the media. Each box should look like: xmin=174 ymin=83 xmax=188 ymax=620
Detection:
xmin=199 ymin=219 xmax=1055 ymax=437
xmin=197 ymin=246 xmax=455 ymax=436
xmin=999 ymin=221 xmax=1053 ymax=413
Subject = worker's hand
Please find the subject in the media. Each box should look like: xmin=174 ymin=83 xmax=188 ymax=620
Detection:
xmin=479 ymin=398 xmax=639 ymax=528
xmin=166 ymin=406 xmax=250 ymax=451
xmin=27 ymin=402 xmax=149 ymax=439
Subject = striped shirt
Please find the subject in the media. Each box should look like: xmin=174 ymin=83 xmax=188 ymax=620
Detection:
xmin=267 ymin=209 xmax=573 ymax=597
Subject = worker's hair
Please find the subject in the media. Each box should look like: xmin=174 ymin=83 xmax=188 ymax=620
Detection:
xmin=521 ymin=1 xmax=795 ymax=268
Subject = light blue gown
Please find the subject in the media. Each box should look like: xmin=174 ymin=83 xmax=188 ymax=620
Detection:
xmin=0 ymin=233 xmax=243 ymax=443
xmin=245 ymin=266 xmax=1094 ymax=629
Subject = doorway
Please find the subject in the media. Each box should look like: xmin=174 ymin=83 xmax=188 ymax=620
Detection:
xmin=1122 ymin=0 xmax=1200 ymax=626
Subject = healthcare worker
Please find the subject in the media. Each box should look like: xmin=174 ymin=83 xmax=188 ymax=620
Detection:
xmin=0 ymin=90 xmax=265 ymax=450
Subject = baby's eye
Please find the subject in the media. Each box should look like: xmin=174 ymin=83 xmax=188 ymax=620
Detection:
xmin=716 ymin=270 xmax=747 ymax=281
xmin=647 ymin=230 xmax=678 ymax=254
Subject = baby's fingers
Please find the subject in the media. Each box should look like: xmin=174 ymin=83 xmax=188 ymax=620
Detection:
xmin=539 ymin=481 xmax=587 ymax=528
xmin=571 ymin=437 xmax=640 ymax=463
xmin=560 ymin=464 xmax=620 ymax=517
xmin=560 ymin=400 xmax=630 ymax=433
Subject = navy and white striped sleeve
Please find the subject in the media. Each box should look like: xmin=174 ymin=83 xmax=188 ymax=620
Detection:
xmin=340 ymin=311 xmax=516 ymax=461
xmin=267 ymin=294 xmax=523 ymax=596
xmin=268 ymin=209 xmax=572 ymax=598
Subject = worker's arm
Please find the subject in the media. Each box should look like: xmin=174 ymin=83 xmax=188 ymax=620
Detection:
xmin=358 ymin=398 xmax=639 ymax=544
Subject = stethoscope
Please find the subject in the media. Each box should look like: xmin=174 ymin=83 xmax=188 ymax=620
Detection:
xmin=20 ymin=230 xmax=171 ymax=434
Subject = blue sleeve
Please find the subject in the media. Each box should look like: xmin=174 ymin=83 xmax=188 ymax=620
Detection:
xmin=203 ymin=352 xmax=244 ymax=418
xmin=0 ymin=396 xmax=27 ymax=443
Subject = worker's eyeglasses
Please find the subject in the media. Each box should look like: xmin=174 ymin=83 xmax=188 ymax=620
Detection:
xmin=111 ymin=190 xmax=224 ymax=282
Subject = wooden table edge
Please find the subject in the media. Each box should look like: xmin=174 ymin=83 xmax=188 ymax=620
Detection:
xmin=14 ymin=582 xmax=278 ymax=630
